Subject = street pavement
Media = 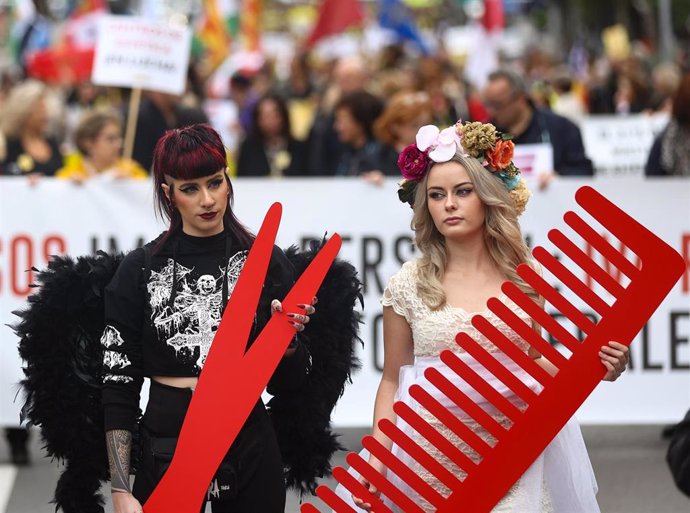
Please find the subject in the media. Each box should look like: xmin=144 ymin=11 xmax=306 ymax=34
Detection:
xmin=0 ymin=425 xmax=687 ymax=512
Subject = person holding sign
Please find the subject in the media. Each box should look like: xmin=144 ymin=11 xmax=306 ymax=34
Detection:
xmin=349 ymin=121 xmax=628 ymax=511
xmin=482 ymin=69 xmax=594 ymax=188
xmin=102 ymin=124 xmax=314 ymax=513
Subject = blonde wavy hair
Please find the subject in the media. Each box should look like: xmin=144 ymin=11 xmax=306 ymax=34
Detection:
xmin=0 ymin=80 xmax=47 ymax=138
xmin=411 ymin=153 xmax=543 ymax=311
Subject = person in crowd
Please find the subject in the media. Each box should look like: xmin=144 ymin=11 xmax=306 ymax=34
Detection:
xmin=103 ymin=124 xmax=316 ymax=513
xmin=648 ymin=62 xmax=681 ymax=114
xmin=282 ymin=52 xmax=317 ymax=142
xmin=0 ymin=79 xmax=63 ymax=176
xmin=412 ymin=56 xmax=468 ymax=127
xmin=550 ymin=69 xmax=587 ymax=121
xmin=645 ymin=72 xmax=690 ymax=176
xmin=236 ymin=93 xmax=308 ymax=177
xmin=63 ymin=81 xmax=101 ymax=152
xmin=373 ymin=91 xmax=434 ymax=173
xmin=229 ymin=70 xmax=260 ymax=137
xmin=332 ymin=90 xmax=397 ymax=183
xmin=307 ymin=55 xmax=369 ymax=175
xmin=129 ymin=90 xmax=209 ymax=172
xmin=56 ymin=110 xmax=147 ymax=182
xmin=482 ymin=69 xmax=594 ymax=187
xmin=344 ymin=120 xmax=629 ymax=511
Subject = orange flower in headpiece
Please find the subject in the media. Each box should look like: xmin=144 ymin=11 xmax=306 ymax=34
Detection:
xmin=485 ymin=139 xmax=515 ymax=171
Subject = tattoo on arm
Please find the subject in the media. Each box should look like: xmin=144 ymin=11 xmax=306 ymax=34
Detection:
xmin=106 ymin=429 xmax=132 ymax=493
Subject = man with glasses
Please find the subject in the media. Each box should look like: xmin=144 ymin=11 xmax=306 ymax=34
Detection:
xmin=482 ymin=68 xmax=593 ymax=187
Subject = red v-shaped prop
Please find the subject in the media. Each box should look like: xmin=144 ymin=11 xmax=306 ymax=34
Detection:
xmin=144 ymin=203 xmax=342 ymax=513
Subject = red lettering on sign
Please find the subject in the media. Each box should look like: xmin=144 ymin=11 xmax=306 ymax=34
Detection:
xmin=10 ymin=235 xmax=33 ymax=296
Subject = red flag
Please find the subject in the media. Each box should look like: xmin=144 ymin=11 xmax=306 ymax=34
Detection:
xmin=482 ymin=0 xmax=504 ymax=33
xmin=307 ymin=0 xmax=365 ymax=48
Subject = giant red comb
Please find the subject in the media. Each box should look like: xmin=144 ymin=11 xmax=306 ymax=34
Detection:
xmin=302 ymin=186 xmax=686 ymax=512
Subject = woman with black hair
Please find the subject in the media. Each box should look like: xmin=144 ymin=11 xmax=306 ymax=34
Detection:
xmin=332 ymin=90 xmax=399 ymax=183
xmin=235 ymin=93 xmax=308 ymax=177
xmin=103 ymin=124 xmax=315 ymax=513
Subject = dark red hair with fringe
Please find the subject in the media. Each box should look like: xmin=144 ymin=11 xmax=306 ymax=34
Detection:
xmin=152 ymin=123 xmax=253 ymax=250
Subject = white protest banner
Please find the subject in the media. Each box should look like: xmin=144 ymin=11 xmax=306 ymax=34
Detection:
xmin=1 ymin=178 xmax=688 ymax=427
xmin=91 ymin=15 xmax=191 ymax=95
xmin=579 ymin=113 xmax=669 ymax=177
xmin=512 ymin=143 xmax=554 ymax=177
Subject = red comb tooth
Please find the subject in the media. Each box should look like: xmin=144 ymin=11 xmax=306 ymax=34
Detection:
xmin=517 ymin=264 xmax=596 ymax=336
xmin=300 ymin=502 xmax=322 ymax=513
xmin=424 ymin=367 xmax=506 ymax=439
xmin=501 ymin=282 xmax=581 ymax=354
xmin=346 ymin=452 xmax=426 ymax=513
xmin=363 ymin=435 xmax=446 ymax=509
xmin=378 ymin=418 xmax=463 ymax=491
xmin=330 ymin=466 xmax=392 ymax=513
xmin=532 ymin=246 xmax=610 ymax=317
xmin=409 ymin=384 xmax=493 ymax=457
xmin=564 ymin=211 xmax=639 ymax=279
xmin=311 ymin=481 xmax=359 ymax=513
xmin=470 ymin=315 xmax=552 ymax=385
xmin=486 ymin=297 xmax=568 ymax=369
xmin=454 ymin=333 xmax=539 ymax=402
xmin=393 ymin=401 xmax=477 ymax=472
xmin=440 ymin=350 xmax=523 ymax=420
xmin=548 ymin=228 xmax=625 ymax=299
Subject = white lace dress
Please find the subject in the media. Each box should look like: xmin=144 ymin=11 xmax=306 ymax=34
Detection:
xmin=335 ymin=260 xmax=599 ymax=512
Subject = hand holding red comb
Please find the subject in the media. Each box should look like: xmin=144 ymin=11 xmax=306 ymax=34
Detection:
xmin=305 ymin=181 xmax=684 ymax=513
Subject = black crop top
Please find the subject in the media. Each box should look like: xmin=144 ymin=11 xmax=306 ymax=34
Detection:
xmin=101 ymin=228 xmax=309 ymax=432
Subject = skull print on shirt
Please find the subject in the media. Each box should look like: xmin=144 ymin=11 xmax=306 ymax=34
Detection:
xmin=147 ymin=251 xmax=248 ymax=370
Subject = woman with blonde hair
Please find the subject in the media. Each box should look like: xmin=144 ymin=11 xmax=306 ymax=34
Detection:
xmin=56 ymin=110 xmax=147 ymax=182
xmin=0 ymin=79 xmax=63 ymax=176
xmin=344 ymin=121 xmax=629 ymax=512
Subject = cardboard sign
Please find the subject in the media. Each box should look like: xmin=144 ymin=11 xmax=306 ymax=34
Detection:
xmin=579 ymin=114 xmax=669 ymax=177
xmin=512 ymin=143 xmax=553 ymax=177
xmin=91 ymin=15 xmax=191 ymax=95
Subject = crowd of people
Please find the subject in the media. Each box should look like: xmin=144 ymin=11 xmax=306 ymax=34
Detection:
xmin=0 ymin=41 xmax=689 ymax=181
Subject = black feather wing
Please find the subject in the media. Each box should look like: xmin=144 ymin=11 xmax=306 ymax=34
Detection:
xmin=12 ymin=251 xmax=122 ymax=513
xmin=268 ymin=240 xmax=363 ymax=495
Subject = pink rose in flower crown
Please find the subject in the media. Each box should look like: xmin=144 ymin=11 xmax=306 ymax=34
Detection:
xmin=397 ymin=144 xmax=430 ymax=181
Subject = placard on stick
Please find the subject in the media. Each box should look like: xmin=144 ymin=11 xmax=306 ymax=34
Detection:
xmin=91 ymin=15 xmax=192 ymax=160
xmin=92 ymin=15 xmax=191 ymax=95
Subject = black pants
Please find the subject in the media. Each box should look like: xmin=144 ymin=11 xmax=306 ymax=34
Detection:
xmin=132 ymin=381 xmax=286 ymax=513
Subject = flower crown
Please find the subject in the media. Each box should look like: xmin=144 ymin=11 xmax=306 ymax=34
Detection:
xmin=396 ymin=120 xmax=530 ymax=216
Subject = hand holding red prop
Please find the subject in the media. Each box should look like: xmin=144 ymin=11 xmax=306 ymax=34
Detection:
xmin=304 ymin=186 xmax=686 ymax=512
xmin=144 ymin=203 xmax=342 ymax=513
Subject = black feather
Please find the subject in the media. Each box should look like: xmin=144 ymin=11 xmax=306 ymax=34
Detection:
xmin=12 ymin=252 xmax=121 ymax=513
xmin=268 ymin=238 xmax=363 ymax=495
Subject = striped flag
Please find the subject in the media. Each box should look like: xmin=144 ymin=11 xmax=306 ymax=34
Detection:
xmin=194 ymin=0 xmax=239 ymax=77
xmin=240 ymin=0 xmax=262 ymax=53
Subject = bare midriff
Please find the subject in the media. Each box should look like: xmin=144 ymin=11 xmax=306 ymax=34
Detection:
xmin=152 ymin=376 xmax=199 ymax=390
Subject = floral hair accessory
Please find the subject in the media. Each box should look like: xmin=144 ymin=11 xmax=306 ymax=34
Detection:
xmin=396 ymin=120 xmax=530 ymax=216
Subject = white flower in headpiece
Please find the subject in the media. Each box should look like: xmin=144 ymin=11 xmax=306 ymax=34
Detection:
xmin=416 ymin=125 xmax=459 ymax=163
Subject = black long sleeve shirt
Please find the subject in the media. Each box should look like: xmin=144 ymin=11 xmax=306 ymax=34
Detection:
xmin=101 ymin=228 xmax=309 ymax=432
